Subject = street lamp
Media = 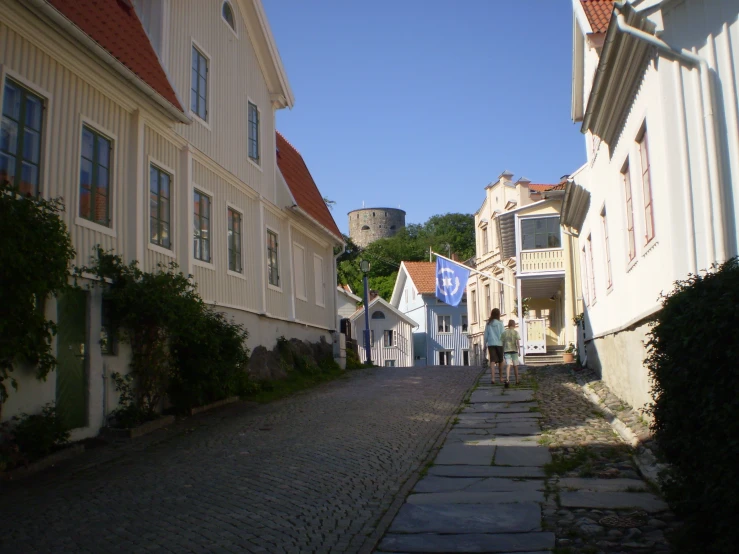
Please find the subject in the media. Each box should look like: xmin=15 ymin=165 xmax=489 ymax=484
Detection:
xmin=360 ymin=259 xmax=372 ymax=365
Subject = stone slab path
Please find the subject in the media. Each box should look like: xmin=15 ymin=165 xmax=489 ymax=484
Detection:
xmin=375 ymin=367 xmax=674 ymax=553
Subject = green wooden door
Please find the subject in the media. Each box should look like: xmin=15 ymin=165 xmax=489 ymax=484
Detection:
xmin=56 ymin=290 xmax=88 ymax=429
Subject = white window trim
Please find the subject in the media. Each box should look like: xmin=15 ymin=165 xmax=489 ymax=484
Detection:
xmin=621 ymin=157 xmax=640 ymax=273
xmin=247 ymin=96 xmax=262 ymax=172
xmin=192 ymin=184 xmax=215 ymax=269
xmin=383 ymin=330 xmax=394 ymax=348
xmin=461 ymin=315 xmax=468 ymax=334
xmin=314 ymin=253 xmax=325 ymax=307
xmin=147 ymin=156 xmax=176 ymax=258
xmin=292 ymin=242 xmax=307 ymax=301
xmin=0 ymin=65 xmax=54 ymax=199
xmin=437 ymin=314 xmax=452 ymax=334
xmin=221 ymin=1 xmax=239 ymax=38
xmin=518 ymin=214 xmax=563 ymax=253
xmin=75 ymin=115 xmax=118 ymax=238
xmin=190 ymin=39 xmax=212 ymax=130
xmin=266 ymin=225 xmax=282 ymax=292
xmin=226 ymin=201 xmax=245 ymax=279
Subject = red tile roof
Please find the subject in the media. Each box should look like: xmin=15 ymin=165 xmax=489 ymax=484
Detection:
xmin=276 ymin=132 xmax=342 ymax=241
xmin=403 ymin=261 xmax=437 ymax=295
xmin=529 ymin=184 xmax=559 ymax=192
xmin=46 ymin=0 xmax=183 ymax=113
xmin=581 ymin=0 xmax=615 ymax=34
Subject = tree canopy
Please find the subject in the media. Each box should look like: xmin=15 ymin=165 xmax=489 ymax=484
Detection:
xmin=337 ymin=212 xmax=475 ymax=301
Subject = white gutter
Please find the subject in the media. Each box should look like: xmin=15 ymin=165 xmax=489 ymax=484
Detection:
xmin=615 ymin=13 xmax=726 ymax=263
xmin=29 ymin=0 xmax=191 ymax=124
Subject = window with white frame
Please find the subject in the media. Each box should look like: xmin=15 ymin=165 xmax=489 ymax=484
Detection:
xmin=227 ymin=207 xmax=242 ymax=273
xmin=372 ymin=310 xmax=385 ymax=319
xmin=521 ymin=217 xmax=561 ymax=250
xmin=384 ymin=359 xmax=395 ymax=367
xmin=485 ymin=284 xmax=491 ymax=316
xmin=581 ymin=247 xmax=591 ymax=306
xmin=439 ymin=351 xmax=453 ymax=365
xmin=623 ymin=162 xmax=636 ymax=262
xmin=586 ymin=234 xmax=596 ymax=302
xmin=267 ymin=229 xmax=279 ymax=287
xmin=482 ymin=226 xmax=489 ymax=253
xmin=314 ymin=254 xmax=325 ymax=306
xmin=437 ymin=314 xmax=451 ymax=333
xmin=191 ymin=45 xmax=208 ymax=121
xmin=222 ymin=1 xmax=236 ymax=31
xmin=638 ymin=128 xmax=655 ymax=243
xmin=462 ymin=350 xmax=469 ymax=366
xmin=370 ymin=329 xmax=375 ymax=346
xmin=150 ymin=164 xmax=171 ymax=248
xmin=193 ymin=190 xmax=211 ymax=262
xmin=292 ymin=243 xmax=307 ymax=300
xmin=461 ymin=315 xmax=468 ymax=333
xmin=471 ymin=289 xmax=478 ymax=323
xmin=601 ymin=207 xmax=613 ymax=289
xmin=383 ymin=330 xmax=394 ymax=347
xmin=248 ymin=102 xmax=260 ymax=163
xmin=80 ymin=125 xmax=112 ymax=226
xmin=1 ymin=79 xmax=44 ymax=196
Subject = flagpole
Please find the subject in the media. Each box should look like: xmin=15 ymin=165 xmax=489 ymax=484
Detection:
xmin=431 ymin=251 xmax=516 ymax=289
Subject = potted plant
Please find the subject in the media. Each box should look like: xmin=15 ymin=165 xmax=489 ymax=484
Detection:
xmin=563 ymin=343 xmax=576 ymax=363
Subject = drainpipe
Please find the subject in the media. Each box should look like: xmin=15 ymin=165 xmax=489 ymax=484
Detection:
xmin=615 ymin=14 xmax=726 ymax=264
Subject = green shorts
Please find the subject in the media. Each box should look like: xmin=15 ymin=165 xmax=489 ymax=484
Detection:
xmin=504 ymin=352 xmax=519 ymax=365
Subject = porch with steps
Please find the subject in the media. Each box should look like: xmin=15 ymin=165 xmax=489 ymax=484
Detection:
xmin=523 ymin=345 xmax=567 ymax=366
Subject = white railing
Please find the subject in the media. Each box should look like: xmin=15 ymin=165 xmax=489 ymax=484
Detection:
xmin=520 ymin=249 xmax=564 ymax=273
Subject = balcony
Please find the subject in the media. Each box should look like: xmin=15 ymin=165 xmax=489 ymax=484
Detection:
xmin=520 ymin=249 xmax=564 ymax=273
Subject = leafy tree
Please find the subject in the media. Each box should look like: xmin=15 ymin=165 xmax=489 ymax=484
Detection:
xmin=0 ymin=182 xmax=75 ymax=416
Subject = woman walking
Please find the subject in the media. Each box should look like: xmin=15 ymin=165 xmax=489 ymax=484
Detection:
xmin=484 ymin=308 xmax=505 ymax=384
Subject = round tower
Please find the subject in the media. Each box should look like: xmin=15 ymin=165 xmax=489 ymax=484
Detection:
xmin=348 ymin=207 xmax=406 ymax=248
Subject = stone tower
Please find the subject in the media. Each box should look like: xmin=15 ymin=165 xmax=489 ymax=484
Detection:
xmin=348 ymin=207 xmax=406 ymax=248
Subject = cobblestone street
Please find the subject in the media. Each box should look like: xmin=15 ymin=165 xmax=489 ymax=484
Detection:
xmin=0 ymin=367 xmax=480 ymax=554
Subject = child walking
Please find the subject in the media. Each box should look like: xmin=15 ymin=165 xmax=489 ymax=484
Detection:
xmin=501 ymin=319 xmax=521 ymax=388
xmin=484 ymin=309 xmax=505 ymax=384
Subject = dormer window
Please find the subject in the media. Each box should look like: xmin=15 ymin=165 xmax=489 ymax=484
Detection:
xmin=222 ymin=2 xmax=236 ymax=32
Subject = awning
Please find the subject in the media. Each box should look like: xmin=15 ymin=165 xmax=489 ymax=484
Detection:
xmin=581 ymin=2 xmax=656 ymax=147
xmin=560 ymin=181 xmax=591 ymax=233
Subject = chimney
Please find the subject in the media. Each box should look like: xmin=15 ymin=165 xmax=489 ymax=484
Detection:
xmin=369 ymin=290 xmax=379 ymax=301
xmin=451 ymin=253 xmax=459 ymax=262
xmin=498 ymin=170 xmax=514 ymax=185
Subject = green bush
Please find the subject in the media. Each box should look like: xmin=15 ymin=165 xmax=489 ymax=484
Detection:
xmin=1 ymin=404 xmax=70 ymax=465
xmin=169 ymin=308 xmax=250 ymax=412
xmin=646 ymin=258 xmax=739 ymax=553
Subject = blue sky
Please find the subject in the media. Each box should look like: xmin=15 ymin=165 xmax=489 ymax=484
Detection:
xmin=264 ymin=0 xmax=585 ymax=235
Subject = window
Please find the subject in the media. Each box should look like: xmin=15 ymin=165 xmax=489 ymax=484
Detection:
xmin=639 ymin=129 xmax=655 ymax=243
xmin=383 ymin=330 xmax=394 ymax=347
xmin=587 ymin=234 xmax=596 ymax=303
xmin=461 ymin=293 xmax=467 ymax=305
xmin=370 ymin=329 xmax=375 ymax=346
xmin=222 ymin=1 xmax=235 ymax=31
xmin=404 ymin=289 xmax=409 ymax=304
xmin=471 ymin=289 xmax=478 ymax=323
xmin=100 ymin=298 xmax=118 ymax=356
xmin=482 ymin=226 xmax=489 ymax=253
xmin=228 ymin=207 xmax=242 ymax=273
xmin=521 ymin=217 xmax=561 ymax=250
xmin=581 ymin=247 xmax=591 ymax=306
xmin=1 ymin=79 xmax=44 ymax=195
xmin=248 ymin=102 xmax=260 ymax=163
xmin=292 ymin=243 xmax=307 ymax=300
xmin=149 ymin=165 xmax=171 ymax=248
xmin=267 ymin=229 xmax=279 ymax=287
xmin=438 ymin=315 xmax=451 ymax=333
xmin=461 ymin=315 xmax=468 ymax=333
xmin=623 ymin=162 xmax=636 ymax=261
xmin=601 ymin=207 xmax=613 ymax=289
xmin=191 ymin=46 xmax=208 ymax=121
xmin=372 ymin=311 xmax=386 ymax=319
xmin=384 ymin=360 xmax=395 ymax=367
xmin=439 ymin=351 xmax=453 ymax=365
xmin=485 ymin=284 xmax=491 ymax=316
xmin=499 ymin=284 xmax=505 ymax=314
xmin=79 ymin=126 xmax=112 ymax=226
xmin=314 ymin=254 xmax=325 ymax=306
xmin=462 ymin=350 xmax=469 ymax=366
xmin=193 ymin=190 xmax=211 ymax=262
xmin=361 ymin=225 xmax=370 ymax=230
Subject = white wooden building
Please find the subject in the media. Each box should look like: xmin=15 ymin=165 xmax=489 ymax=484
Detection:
xmin=563 ymin=0 xmax=739 ymax=412
xmin=350 ymin=297 xmax=416 ymax=367
xmin=0 ymin=0 xmax=343 ymax=437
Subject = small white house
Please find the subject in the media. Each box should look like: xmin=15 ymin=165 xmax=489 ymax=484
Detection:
xmin=350 ymin=296 xmax=416 ymax=367
xmin=336 ymin=285 xmax=361 ymax=330
xmin=390 ymin=261 xmax=471 ymax=367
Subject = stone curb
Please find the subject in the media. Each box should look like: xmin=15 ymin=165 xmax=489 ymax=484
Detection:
xmin=101 ymin=414 xmax=177 ymax=439
xmin=357 ymin=367 xmax=486 ymax=554
xmin=1 ymin=443 xmax=86 ymax=481
xmin=572 ymin=371 xmax=663 ymax=488
xmin=189 ymin=396 xmax=240 ymax=416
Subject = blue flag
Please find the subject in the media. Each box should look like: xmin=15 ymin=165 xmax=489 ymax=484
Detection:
xmin=435 ymin=257 xmax=470 ymax=306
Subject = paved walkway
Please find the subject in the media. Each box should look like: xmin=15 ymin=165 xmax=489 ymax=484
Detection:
xmin=375 ymin=366 xmax=673 ymax=553
xmin=0 ymin=366 xmax=480 ymax=554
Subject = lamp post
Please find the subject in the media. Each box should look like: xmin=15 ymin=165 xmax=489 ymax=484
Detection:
xmin=360 ymin=259 xmax=372 ymax=365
